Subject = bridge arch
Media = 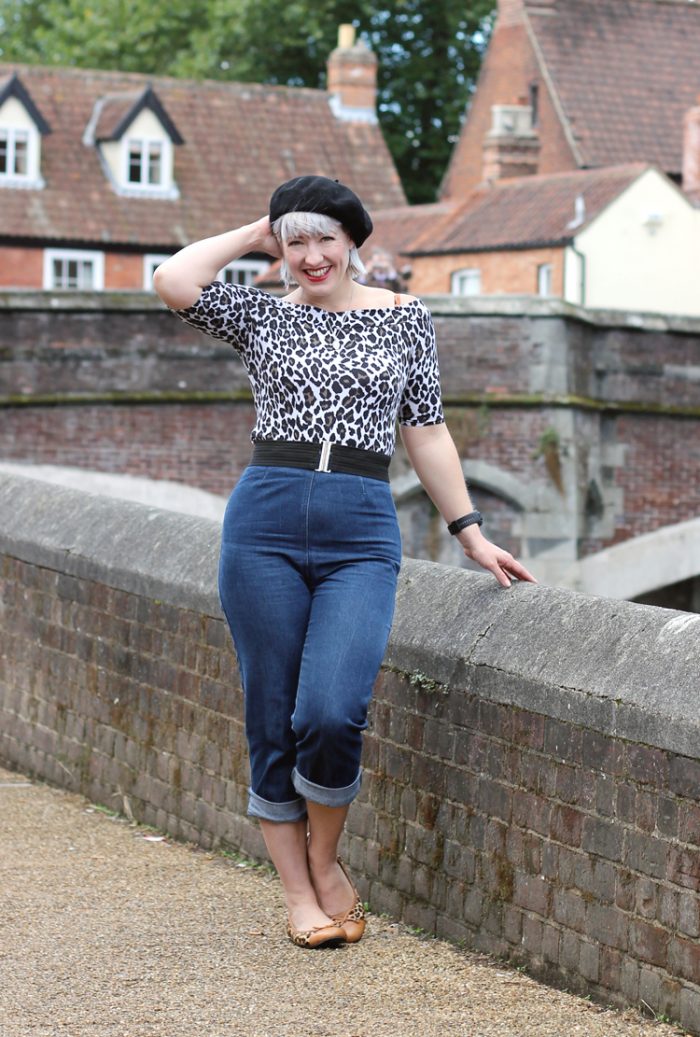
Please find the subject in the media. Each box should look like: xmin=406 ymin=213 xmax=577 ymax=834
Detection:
xmin=391 ymin=458 xmax=542 ymax=511
xmin=561 ymin=517 xmax=700 ymax=600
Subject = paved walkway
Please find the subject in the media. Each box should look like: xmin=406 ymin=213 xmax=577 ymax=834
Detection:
xmin=0 ymin=765 xmax=684 ymax=1037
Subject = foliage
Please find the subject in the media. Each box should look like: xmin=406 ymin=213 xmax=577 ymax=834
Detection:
xmin=0 ymin=0 xmax=494 ymax=202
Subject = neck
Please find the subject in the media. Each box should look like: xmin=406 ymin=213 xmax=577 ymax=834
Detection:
xmin=299 ymin=277 xmax=355 ymax=312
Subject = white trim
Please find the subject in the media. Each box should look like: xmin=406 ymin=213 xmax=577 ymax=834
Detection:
xmin=143 ymin=253 xmax=171 ymax=291
xmin=537 ymin=262 xmax=553 ymax=297
xmin=328 ymin=93 xmax=378 ymax=124
xmin=0 ymin=124 xmax=42 ymax=187
xmin=217 ymin=259 xmax=270 ymax=286
xmin=451 ymin=267 xmax=482 ymax=297
xmin=119 ymin=134 xmax=174 ymax=194
xmin=43 ymin=248 xmax=105 ymax=291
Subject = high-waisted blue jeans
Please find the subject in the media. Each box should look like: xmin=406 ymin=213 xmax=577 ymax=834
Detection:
xmin=218 ymin=465 xmax=402 ymax=822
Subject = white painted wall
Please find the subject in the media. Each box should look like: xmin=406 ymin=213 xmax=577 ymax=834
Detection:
xmin=567 ymin=168 xmax=700 ymax=317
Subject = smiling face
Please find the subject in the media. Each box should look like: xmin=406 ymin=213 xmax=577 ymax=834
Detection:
xmin=283 ymin=226 xmax=352 ymax=296
xmin=272 ymin=211 xmax=360 ymax=300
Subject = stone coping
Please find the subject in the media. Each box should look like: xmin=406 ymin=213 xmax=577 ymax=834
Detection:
xmin=2 ymin=290 xmax=700 ymax=333
xmin=2 ymin=471 xmax=698 ymax=759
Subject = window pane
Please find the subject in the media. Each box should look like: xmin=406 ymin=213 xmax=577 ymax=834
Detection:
xmin=147 ymin=142 xmax=162 ymax=184
xmin=453 ymin=269 xmax=481 ymax=296
xmin=52 ymin=258 xmax=64 ymax=289
xmin=0 ymin=131 xmax=7 ymax=174
xmin=13 ymin=132 xmax=28 ymax=175
xmin=128 ymin=143 xmax=143 ymax=183
xmin=537 ymin=264 xmax=553 ymax=296
xmin=78 ymin=260 xmax=94 ymax=290
xmin=50 ymin=256 xmax=95 ymax=290
xmin=66 ymin=260 xmax=80 ymax=288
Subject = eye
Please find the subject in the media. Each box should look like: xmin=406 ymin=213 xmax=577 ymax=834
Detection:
xmin=321 ymin=235 xmax=335 ymax=242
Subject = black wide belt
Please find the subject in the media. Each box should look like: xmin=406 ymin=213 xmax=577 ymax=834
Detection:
xmin=249 ymin=440 xmax=391 ymax=482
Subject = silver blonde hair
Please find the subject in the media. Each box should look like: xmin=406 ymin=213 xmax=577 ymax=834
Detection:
xmin=271 ymin=211 xmax=366 ymax=286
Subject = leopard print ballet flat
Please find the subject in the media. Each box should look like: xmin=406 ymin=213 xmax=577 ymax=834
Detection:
xmin=286 ymin=919 xmax=347 ymax=949
xmin=332 ymin=858 xmax=366 ymax=944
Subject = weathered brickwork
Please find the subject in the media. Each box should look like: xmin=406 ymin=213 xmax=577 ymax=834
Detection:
xmin=0 ymin=247 xmax=44 ymax=289
xmin=1 ymin=533 xmax=699 ymax=1032
xmin=0 ymin=402 xmax=256 ymax=497
xmin=441 ymin=12 xmax=575 ymax=201
xmin=409 ymin=248 xmax=564 ymax=296
xmin=2 ymin=294 xmax=700 ymax=574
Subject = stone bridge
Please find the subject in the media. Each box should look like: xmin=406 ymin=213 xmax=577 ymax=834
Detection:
xmin=1 ymin=473 xmax=699 ymax=1032
xmin=1 ymin=291 xmax=699 ymax=606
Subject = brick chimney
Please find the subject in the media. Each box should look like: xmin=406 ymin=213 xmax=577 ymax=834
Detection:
xmin=497 ymin=0 xmax=526 ymax=27
xmin=327 ymin=24 xmax=378 ymax=123
xmin=482 ymin=104 xmax=540 ymax=182
xmin=498 ymin=0 xmax=559 ymax=23
xmin=683 ymin=96 xmax=700 ymax=205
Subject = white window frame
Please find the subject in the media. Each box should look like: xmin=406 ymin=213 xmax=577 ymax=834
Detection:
xmin=120 ymin=135 xmax=173 ymax=193
xmin=451 ymin=267 xmax=482 ymax=297
xmin=143 ymin=253 xmax=171 ymax=291
xmin=43 ymin=248 xmax=105 ymax=291
xmin=217 ymin=259 xmax=270 ymax=287
xmin=0 ymin=124 xmax=42 ymax=188
xmin=537 ymin=263 xmax=553 ymax=297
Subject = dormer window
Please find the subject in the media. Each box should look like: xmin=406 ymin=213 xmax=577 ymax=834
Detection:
xmin=85 ymin=84 xmax=183 ymax=199
xmin=0 ymin=73 xmax=51 ymax=189
xmin=0 ymin=128 xmax=29 ymax=176
xmin=127 ymin=138 xmax=166 ymax=187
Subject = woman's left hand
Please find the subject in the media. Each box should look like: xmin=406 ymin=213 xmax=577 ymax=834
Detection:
xmin=457 ymin=527 xmax=537 ymax=588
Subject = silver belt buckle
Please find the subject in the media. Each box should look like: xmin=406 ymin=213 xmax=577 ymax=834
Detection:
xmin=315 ymin=440 xmax=332 ymax=473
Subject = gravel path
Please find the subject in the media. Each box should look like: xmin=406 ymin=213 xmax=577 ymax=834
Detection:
xmin=0 ymin=766 xmax=685 ymax=1037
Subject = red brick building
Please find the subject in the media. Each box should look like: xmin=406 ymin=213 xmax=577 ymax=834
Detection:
xmin=383 ymin=0 xmax=700 ymax=309
xmin=442 ymin=0 xmax=700 ymax=200
xmin=0 ymin=29 xmax=404 ymax=292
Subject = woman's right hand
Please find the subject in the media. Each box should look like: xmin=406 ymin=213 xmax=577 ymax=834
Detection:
xmin=253 ymin=216 xmax=282 ymax=259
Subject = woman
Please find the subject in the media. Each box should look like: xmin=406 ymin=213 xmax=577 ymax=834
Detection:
xmin=154 ymin=175 xmax=536 ymax=950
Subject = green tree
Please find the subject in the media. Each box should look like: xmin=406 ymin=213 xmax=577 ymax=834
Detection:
xmin=0 ymin=0 xmax=493 ymax=202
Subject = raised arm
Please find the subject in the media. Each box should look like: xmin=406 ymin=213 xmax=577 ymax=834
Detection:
xmin=153 ymin=216 xmax=281 ymax=310
xmin=400 ymin=423 xmax=537 ymax=587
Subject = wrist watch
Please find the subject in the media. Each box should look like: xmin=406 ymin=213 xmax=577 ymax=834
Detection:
xmin=447 ymin=511 xmax=483 ymax=536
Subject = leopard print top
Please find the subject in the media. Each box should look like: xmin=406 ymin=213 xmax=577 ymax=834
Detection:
xmin=176 ymin=281 xmax=444 ymax=455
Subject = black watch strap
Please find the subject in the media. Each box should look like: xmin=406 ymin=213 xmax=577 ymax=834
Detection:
xmin=447 ymin=511 xmax=483 ymax=536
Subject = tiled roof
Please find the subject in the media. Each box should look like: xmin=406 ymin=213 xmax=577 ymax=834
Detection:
xmin=526 ymin=0 xmax=700 ymax=174
xmin=0 ymin=63 xmax=405 ymax=249
xmin=364 ymin=202 xmax=454 ymax=260
xmin=92 ymin=92 xmax=145 ymax=141
xmin=405 ymin=165 xmax=647 ymax=254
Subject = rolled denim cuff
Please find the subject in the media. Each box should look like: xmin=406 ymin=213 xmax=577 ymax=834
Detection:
xmin=292 ymin=766 xmax=361 ymax=807
xmin=247 ymin=787 xmax=308 ymax=822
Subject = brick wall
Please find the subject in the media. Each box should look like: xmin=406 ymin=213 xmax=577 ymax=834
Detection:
xmin=0 ymin=246 xmax=44 ymax=289
xmin=1 ymin=474 xmax=699 ymax=1032
xmin=0 ymin=403 xmax=256 ymax=497
xmin=0 ymin=247 xmax=159 ymax=290
xmin=441 ymin=10 xmax=575 ymax=201
xmin=409 ymin=247 xmax=564 ymax=295
xmin=2 ymin=293 xmax=700 ymax=565
xmin=105 ymin=253 xmax=148 ymax=290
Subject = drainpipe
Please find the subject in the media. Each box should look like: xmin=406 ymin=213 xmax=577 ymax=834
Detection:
xmin=569 ymin=241 xmax=586 ymax=306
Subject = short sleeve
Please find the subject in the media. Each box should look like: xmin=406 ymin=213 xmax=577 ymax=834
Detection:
xmin=175 ymin=281 xmax=255 ymax=355
xmin=398 ymin=304 xmax=445 ymax=427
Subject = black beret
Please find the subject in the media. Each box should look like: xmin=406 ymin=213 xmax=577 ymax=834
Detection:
xmin=269 ymin=175 xmax=373 ymax=247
